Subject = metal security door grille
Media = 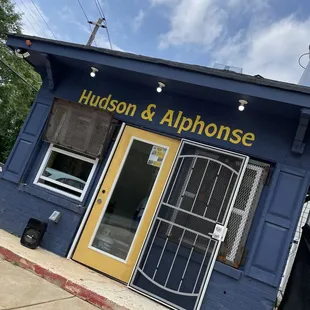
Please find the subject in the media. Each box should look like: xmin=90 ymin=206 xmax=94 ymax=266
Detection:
xmin=129 ymin=141 xmax=248 ymax=310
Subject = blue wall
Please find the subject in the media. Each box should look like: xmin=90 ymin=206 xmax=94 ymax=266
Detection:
xmin=54 ymin=71 xmax=300 ymax=166
xmin=1 ymin=70 xmax=310 ymax=309
xmin=0 ymin=177 xmax=82 ymax=256
xmin=0 ymin=81 xmax=115 ymax=255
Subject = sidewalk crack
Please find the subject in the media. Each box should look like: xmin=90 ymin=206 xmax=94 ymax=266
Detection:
xmin=4 ymin=295 xmax=75 ymax=310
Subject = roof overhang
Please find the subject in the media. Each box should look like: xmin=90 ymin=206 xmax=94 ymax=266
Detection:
xmin=6 ymin=34 xmax=310 ymax=117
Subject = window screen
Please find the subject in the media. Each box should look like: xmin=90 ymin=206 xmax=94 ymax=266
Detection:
xmin=218 ymin=159 xmax=270 ymax=268
xmin=44 ymin=99 xmax=113 ymax=158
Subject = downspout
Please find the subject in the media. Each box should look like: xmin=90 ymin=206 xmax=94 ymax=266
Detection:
xmin=291 ymin=48 xmax=310 ymax=155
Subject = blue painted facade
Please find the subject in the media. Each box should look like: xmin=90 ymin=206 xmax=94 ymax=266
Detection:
xmin=2 ymin=34 xmax=310 ymax=309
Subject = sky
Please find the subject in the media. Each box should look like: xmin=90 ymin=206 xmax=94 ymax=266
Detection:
xmin=13 ymin=0 xmax=310 ymax=84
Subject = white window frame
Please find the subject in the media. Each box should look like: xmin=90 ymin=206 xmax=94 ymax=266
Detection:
xmin=34 ymin=144 xmax=99 ymax=201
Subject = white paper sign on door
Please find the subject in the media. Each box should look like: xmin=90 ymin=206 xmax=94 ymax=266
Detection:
xmin=147 ymin=146 xmax=166 ymax=168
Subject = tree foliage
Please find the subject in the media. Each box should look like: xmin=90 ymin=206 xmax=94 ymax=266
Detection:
xmin=0 ymin=0 xmax=41 ymax=163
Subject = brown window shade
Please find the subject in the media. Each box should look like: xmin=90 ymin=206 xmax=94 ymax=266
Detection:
xmin=44 ymin=99 xmax=113 ymax=158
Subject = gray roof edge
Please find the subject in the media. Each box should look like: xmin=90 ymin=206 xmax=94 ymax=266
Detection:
xmin=6 ymin=33 xmax=310 ymax=96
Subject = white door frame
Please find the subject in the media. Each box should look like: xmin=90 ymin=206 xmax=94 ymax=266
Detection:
xmin=67 ymin=123 xmax=126 ymax=259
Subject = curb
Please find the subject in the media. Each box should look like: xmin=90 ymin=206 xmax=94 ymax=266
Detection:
xmin=0 ymin=246 xmax=128 ymax=310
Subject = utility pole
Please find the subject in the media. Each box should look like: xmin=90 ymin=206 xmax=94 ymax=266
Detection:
xmin=86 ymin=17 xmax=106 ymax=46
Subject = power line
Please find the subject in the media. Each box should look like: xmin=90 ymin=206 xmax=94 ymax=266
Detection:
xmin=93 ymin=37 xmax=98 ymax=47
xmin=13 ymin=0 xmax=40 ymax=36
xmin=77 ymin=0 xmax=97 ymax=47
xmin=0 ymin=42 xmax=42 ymax=85
xmin=95 ymin=0 xmax=113 ymax=49
xmin=29 ymin=0 xmax=57 ymax=40
xmin=94 ymin=0 xmax=103 ymax=17
xmin=87 ymin=18 xmax=105 ymax=46
xmin=94 ymin=0 xmax=112 ymax=49
xmin=77 ymin=0 xmax=90 ymax=24
xmin=0 ymin=58 xmax=39 ymax=91
xmin=19 ymin=0 xmax=48 ymax=37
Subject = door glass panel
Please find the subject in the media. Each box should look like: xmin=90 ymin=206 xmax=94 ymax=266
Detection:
xmin=92 ymin=140 xmax=167 ymax=260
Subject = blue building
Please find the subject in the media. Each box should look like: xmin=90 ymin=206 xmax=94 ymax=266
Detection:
xmin=1 ymin=33 xmax=310 ymax=310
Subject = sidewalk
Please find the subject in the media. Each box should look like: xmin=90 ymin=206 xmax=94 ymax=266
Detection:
xmin=0 ymin=229 xmax=166 ymax=310
xmin=0 ymin=259 xmax=97 ymax=309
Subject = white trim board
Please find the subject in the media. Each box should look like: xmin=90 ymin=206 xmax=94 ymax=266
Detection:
xmin=67 ymin=123 xmax=126 ymax=259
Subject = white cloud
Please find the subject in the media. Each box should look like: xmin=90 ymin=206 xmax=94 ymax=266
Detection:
xmin=14 ymin=0 xmax=58 ymax=39
xmin=14 ymin=2 xmax=124 ymax=52
xmin=59 ymin=6 xmax=90 ymax=36
xmin=95 ymin=33 xmax=124 ymax=51
xmin=150 ymin=0 xmax=178 ymax=6
xmin=152 ymin=0 xmax=270 ymax=50
xmin=58 ymin=6 xmax=123 ymax=50
xmin=227 ymin=0 xmax=269 ymax=11
xmin=132 ymin=10 xmax=145 ymax=32
xmin=152 ymin=0 xmax=309 ymax=83
xmin=156 ymin=0 xmax=227 ymax=50
xmin=212 ymin=16 xmax=310 ymax=83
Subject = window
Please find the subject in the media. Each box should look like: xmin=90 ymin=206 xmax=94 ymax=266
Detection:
xmin=34 ymin=145 xmax=98 ymax=201
xmin=44 ymin=99 xmax=113 ymax=158
xmin=218 ymin=160 xmax=270 ymax=268
xmin=171 ymin=151 xmax=270 ymax=269
xmin=164 ymin=148 xmax=269 ymax=269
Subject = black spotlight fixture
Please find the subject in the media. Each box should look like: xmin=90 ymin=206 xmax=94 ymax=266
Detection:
xmin=20 ymin=218 xmax=47 ymax=249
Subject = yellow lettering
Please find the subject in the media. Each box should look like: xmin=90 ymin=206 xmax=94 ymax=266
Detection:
xmin=242 ymin=133 xmax=255 ymax=146
xmin=107 ymin=99 xmax=117 ymax=112
xmin=229 ymin=129 xmax=243 ymax=144
xmin=141 ymin=104 xmax=156 ymax=121
xmin=191 ymin=115 xmax=205 ymax=135
xmin=177 ymin=117 xmax=193 ymax=134
xmin=89 ymin=95 xmax=100 ymax=107
xmin=160 ymin=110 xmax=174 ymax=127
xmin=205 ymin=123 xmax=217 ymax=137
xmin=78 ymin=89 xmax=92 ymax=105
xmin=125 ymin=103 xmax=137 ymax=116
xmin=217 ymin=125 xmax=231 ymax=141
xmin=99 ymin=95 xmax=112 ymax=109
xmin=116 ymin=101 xmax=127 ymax=114
xmin=173 ymin=111 xmax=183 ymax=128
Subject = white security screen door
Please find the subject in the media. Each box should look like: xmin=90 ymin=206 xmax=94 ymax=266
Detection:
xmin=129 ymin=140 xmax=248 ymax=310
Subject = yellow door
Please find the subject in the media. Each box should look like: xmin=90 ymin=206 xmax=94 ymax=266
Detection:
xmin=73 ymin=125 xmax=180 ymax=283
